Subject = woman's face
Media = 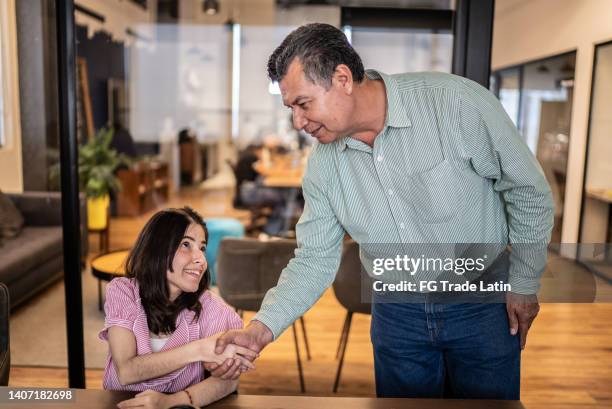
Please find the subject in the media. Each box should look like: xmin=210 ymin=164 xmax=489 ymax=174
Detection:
xmin=166 ymin=222 xmax=207 ymax=301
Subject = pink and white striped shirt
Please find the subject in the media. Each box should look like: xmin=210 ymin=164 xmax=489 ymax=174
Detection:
xmin=99 ymin=277 xmax=243 ymax=392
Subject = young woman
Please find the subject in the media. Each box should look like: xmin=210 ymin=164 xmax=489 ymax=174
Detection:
xmin=99 ymin=207 xmax=256 ymax=409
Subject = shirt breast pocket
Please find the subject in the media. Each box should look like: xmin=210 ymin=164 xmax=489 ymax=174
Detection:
xmin=407 ymin=159 xmax=466 ymax=224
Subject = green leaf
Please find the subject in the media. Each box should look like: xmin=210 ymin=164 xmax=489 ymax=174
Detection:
xmin=77 ymin=125 xmax=124 ymax=198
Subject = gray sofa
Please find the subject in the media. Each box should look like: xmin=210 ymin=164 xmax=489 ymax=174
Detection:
xmin=0 ymin=192 xmax=88 ymax=309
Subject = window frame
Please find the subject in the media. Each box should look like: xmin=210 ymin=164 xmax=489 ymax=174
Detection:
xmin=578 ymin=38 xmax=612 ymax=243
xmin=0 ymin=0 xmax=21 ymax=150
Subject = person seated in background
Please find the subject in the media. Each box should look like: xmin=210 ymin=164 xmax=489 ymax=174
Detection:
xmin=178 ymin=128 xmax=198 ymax=185
xmin=235 ymin=144 xmax=287 ymax=236
xmin=99 ymin=207 xmax=256 ymax=409
xmin=110 ymin=122 xmax=138 ymax=158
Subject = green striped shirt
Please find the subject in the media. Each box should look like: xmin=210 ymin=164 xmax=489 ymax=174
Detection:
xmin=254 ymin=70 xmax=554 ymax=339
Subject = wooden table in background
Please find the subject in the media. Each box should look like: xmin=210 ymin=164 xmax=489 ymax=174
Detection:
xmin=0 ymin=388 xmax=526 ymax=409
xmin=261 ymin=171 xmax=303 ymax=188
xmin=253 ymin=159 xmax=304 ymax=189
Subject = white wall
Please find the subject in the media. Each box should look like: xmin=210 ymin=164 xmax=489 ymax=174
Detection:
xmin=492 ymin=0 xmax=612 ymax=243
xmin=129 ymin=24 xmax=231 ymax=142
xmin=0 ymin=0 xmax=23 ymax=192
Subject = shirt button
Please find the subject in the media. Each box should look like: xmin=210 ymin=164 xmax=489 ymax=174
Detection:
xmin=399 ymin=222 xmax=405 ymax=229
xmin=388 ymin=189 xmax=394 ymax=195
xmin=377 ymin=155 xmax=383 ymax=162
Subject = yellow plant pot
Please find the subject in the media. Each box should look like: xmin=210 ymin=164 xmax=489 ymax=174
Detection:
xmin=87 ymin=195 xmax=110 ymax=230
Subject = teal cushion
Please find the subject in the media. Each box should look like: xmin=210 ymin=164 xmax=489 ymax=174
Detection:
xmin=205 ymin=218 xmax=244 ymax=285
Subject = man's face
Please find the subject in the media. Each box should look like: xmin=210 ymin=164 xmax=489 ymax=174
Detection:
xmin=280 ymin=59 xmax=352 ymax=144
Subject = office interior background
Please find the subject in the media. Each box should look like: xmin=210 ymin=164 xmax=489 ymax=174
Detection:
xmin=0 ymin=0 xmax=611 ymax=408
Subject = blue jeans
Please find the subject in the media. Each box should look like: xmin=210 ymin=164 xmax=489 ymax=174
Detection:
xmin=371 ymin=301 xmax=520 ymax=399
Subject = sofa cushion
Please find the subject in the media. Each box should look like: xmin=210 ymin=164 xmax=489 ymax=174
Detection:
xmin=0 ymin=226 xmax=63 ymax=284
xmin=0 ymin=191 xmax=24 ymax=245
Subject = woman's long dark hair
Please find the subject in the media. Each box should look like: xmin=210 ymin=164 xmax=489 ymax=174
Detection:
xmin=125 ymin=207 xmax=209 ymax=335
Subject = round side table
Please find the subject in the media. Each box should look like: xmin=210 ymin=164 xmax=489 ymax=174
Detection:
xmin=91 ymin=250 xmax=129 ymax=311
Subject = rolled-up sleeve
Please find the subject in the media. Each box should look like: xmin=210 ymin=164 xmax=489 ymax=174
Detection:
xmin=253 ymin=155 xmax=345 ymax=339
xmin=459 ymin=79 xmax=554 ymax=294
xmin=99 ymin=278 xmax=140 ymax=341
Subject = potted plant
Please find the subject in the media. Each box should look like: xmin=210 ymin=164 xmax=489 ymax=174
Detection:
xmin=78 ymin=127 xmax=127 ymax=230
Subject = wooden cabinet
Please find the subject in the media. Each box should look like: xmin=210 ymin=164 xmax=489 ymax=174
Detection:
xmin=116 ymin=161 xmax=169 ymax=216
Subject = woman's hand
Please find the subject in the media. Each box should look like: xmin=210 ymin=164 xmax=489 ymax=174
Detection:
xmin=116 ymin=389 xmax=177 ymax=409
xmin=198 ymin=333 xmax=257 ymax=370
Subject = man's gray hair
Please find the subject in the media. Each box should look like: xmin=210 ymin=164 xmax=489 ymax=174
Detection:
xmin=267 ymin=23 xmax=365 ymax=88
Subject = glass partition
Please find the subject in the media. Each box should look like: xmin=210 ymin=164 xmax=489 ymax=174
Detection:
xmin=349 ymin=26 xmax=453 ymax=74
xmin=492 ymin=67 xmax=521 ymax=127
xmin=237 ymin=25 xmax=298 ymax=150
xmin=3 ymin=0 xmax=73 ymax=380
xmin=519 ymin=55 xmax=575 ymax=154
xmin=492 ymin=52 xmax=576 ymax=243
xmin=129 ymin=24 xmax=230 ymax=145
xmin=579 ymin=41 xmax=612 ymax=279
xmin=4 ymin=0 xmax=497 ymax=392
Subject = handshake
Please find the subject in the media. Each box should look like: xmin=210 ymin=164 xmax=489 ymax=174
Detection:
xmin=198 ymin=321 xmax=274 ymax=380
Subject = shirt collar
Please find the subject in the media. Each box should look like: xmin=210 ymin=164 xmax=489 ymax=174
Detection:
xmin=337 ymin=136 xmax=372 ymax=153
xmin=336 ymin=69 xmax=411 ymax=153
xmin=367 ymin=69 xmax=412 ymax=129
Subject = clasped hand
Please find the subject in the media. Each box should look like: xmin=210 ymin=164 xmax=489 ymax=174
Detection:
xmin=198 ymin=333 xmax=257 ymax=372
xmin=203 ymin=322 xmax=272 ymax=380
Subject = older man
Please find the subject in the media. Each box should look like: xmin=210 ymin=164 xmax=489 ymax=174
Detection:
xmin=207 ymin=23 xmax=553 ymax=399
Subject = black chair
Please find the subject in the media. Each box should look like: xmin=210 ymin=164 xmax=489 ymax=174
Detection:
xmin=216 ymin=237 xmax=311 ymax=393
xmin=332 ymin=240 xmax=372 ymax=393
xmin=0 ymin=282 xmax=10 ymax=385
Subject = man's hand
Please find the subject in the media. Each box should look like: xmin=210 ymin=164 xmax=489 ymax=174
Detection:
xmin=204 ymin=321 xmax=273 ymax=380
xmin=197 ymin=333 xmax=257 ymax=369
xmin=506 ymin=292 xmax=539 ymax=350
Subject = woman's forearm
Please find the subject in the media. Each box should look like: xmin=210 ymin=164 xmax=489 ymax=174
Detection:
xmin=186 ymin=377 xmax=239 ymax=407
xmin=116 ymin=342 xmax=201 ymax=385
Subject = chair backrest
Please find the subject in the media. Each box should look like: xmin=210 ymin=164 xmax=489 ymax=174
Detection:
xmin=332 ymin=240 xmax=372 ymax=315
xmin=216 ymin=238 xmax=297 ymax=312
xmin=0 ymin=282 xmax=10 ymax=386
